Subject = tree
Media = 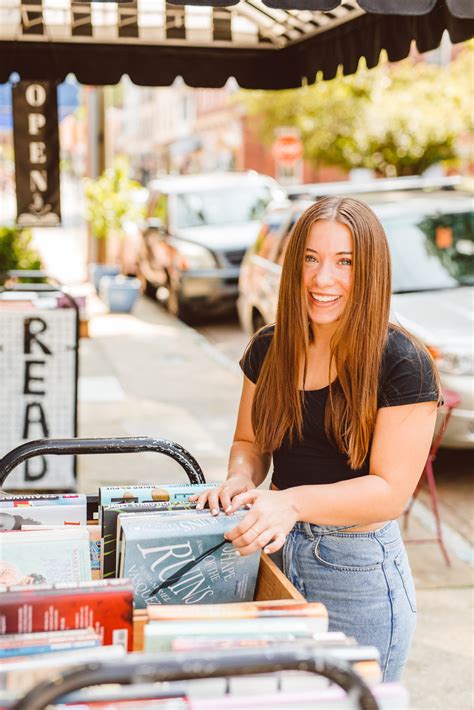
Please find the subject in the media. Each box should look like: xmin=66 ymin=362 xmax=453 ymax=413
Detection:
xmin=239 ymin=43 xmax=473 ymax=177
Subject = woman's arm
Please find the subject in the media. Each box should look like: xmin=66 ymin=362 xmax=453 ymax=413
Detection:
xmin=226 ymin=400 xmax=438 ymax=554
xmin=192 ymin=376 xmax=271 ymax=513
xmin=227 ymin=376 xmax=271 ymax=486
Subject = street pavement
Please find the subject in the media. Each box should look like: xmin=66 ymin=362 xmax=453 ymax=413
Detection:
xmin=76 ymin=294 xmax=473 ymax=710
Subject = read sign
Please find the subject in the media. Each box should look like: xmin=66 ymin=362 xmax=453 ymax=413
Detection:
xmin=0 ymin=307 xmax=77 ymax=490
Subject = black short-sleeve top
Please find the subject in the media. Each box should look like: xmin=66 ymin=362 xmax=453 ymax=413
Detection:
xmin=239 ymin=325 xmax=439 ymax=489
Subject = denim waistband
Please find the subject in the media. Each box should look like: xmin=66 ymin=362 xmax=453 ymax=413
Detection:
xmin=293 ymin=520 xmax=399 ymax=541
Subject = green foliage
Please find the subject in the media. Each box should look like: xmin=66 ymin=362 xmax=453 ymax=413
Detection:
xmin=418 ymin=211 xmax=474 ymax=284
xmin=83 ymin=158 xmax=145 ymax=240
xmin=0 ymin=226 xmax=43 ymax=284
xmin=239 ymin=44 xmax=473 ymax=177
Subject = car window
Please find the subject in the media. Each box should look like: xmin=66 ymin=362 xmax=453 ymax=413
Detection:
xmin=175 ymin=185 xmax=274 ymax=228
xmin=384 ymin=210 xmax=474 ymax=292
xmin=275 ymin=212 xmax=301 ymax=266
xmin=253 ymin=209 xmax=292 ymax=261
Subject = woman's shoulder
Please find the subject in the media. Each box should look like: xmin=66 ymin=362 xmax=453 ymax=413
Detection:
xmin=379 ymin=325 xmax=439 ymax=407
xmin=384 ymin=325 xmax=424 ymax=360
xmin=239 ymin=324 xmax=275 ymax=384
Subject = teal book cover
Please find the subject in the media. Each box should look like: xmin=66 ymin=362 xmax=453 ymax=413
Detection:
xmin=119 ymin=511 xmax=260 ymax=609
xmin=101 ymin=501 xmax=196 ymax=578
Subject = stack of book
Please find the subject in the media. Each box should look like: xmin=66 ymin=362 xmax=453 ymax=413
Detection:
xmin=98 ymin=483 xmax=261 ymax=609
xmin=0 ymin=482 xmax=411 ymax=707
xmin=0 ymin=493 xmax=92 ymax=584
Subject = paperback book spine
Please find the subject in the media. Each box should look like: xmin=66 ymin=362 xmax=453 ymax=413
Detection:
xmin=144 ymin=617 xmax=327 ymax=652
xmin=0 ymin=580 xmax=134 ymax=650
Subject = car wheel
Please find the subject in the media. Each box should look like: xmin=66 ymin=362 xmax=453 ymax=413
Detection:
xmin=252 ymin=310 xmax=266 ymax=334
xmin=139 ymin=274 xmax=157 ymax=299
xmin=166 ymin=281 xmax=195 ymax=325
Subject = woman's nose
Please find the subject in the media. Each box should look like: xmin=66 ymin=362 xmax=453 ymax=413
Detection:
xmin=314 ymin=261 xmax=335 ymax=287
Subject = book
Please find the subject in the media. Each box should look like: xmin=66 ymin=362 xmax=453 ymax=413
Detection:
xmin=98 ymin=484 xmax=215 ymax=520
xmin=0 ymin=644 xmax=125 ymax=694
xmin=0 ymin=628 xmax=101 ymax=659
xmin=144 ymin=617 xmax=329 ymax=652
xmin=0 ymin=528 xmax=91 ymax=585
xmin=115 ymin=509 xmax=202 ymax=578
xmin=187 ymin=682 xmax=409 ymax=708
xmin=147 ymin=600 xmax=328 ymax=622
xmin=0 ymin=494 xmax=87 ymax=528
xmin=119 ymin=510 xmax=260 ymax=609
xmin=0 ymin=579 xmax=134 ymax=650
xmin=21 ymin=524 xmax=102 ymax=571
xmin=169 ymin=631 xmax=347 ymax=653
xmin=101 ymin=501 xmax=196 ymax=578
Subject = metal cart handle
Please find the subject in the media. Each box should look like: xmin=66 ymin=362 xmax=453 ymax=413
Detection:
xmin=12 ymin=646 xmax=379 ymax=710
xmin=0 ymin=437 xmax=205 ymax=489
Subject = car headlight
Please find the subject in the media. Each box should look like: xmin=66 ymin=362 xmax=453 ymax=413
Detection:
xmin=177 ymin=242 xmax=217 ymax=271
xmin=433 ymin=350 xmax=474 ymax=377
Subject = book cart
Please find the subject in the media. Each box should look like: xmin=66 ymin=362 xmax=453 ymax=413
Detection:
xmin=0 ymin=437 xmax=380 ymax=710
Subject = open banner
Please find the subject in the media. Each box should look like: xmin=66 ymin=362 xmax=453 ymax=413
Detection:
xmin=13 ymin=80 xmax=61 ymax=227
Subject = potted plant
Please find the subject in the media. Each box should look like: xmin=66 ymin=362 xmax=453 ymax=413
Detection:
xmin=0 ymin=226 xmax=44 ymax=284
xmin=83 ymin=158 xmax=146 ymax=295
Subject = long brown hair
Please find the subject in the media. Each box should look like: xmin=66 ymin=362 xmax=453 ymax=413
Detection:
xmin=252 ymin=196 xmax=435 ymax=469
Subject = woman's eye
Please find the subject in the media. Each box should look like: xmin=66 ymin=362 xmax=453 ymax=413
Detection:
xmin=305 ymin=254 xmax=317 ymax=263
xmin=339 ymin=258 xmax=352 ymax=266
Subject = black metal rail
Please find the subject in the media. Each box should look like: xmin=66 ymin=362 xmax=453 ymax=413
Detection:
xmin=12 ymin=647 xmax=379 ymax=710
xmin=0 ymin=437 xmax=206 ymax=492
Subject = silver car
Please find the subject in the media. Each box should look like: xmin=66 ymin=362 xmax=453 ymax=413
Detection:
xmin=137 ymin=172 xmax=281 ymax=322
xmin=238 ymin=178 xmax=474 ymax=448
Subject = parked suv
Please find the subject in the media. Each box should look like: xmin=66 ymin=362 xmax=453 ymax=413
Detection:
xmin=137 ymin=172 xmax=280 ymax=322
xmin=238 ymin=177 xmax=474 ymax=448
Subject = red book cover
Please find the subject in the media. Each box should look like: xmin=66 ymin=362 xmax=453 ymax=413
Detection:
xmin=0 ymin=579 xmax=134 ymax=651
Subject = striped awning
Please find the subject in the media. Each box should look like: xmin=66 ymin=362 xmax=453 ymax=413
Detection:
xmin=0 ymin=0 xmax=472 ymax=88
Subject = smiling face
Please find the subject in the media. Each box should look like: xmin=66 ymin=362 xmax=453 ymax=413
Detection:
xmin=303 ymin=219 xmax=353 ymax=331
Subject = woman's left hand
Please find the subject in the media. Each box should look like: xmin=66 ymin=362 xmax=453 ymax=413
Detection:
xmin=224 ymin=489 xmax=299 ymax=556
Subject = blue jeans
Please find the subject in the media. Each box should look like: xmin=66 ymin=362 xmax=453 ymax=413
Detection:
xmin=282 ymin=520 xmax=416 ymax=682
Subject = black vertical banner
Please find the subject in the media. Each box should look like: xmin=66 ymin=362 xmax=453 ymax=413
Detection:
xmin=13 ymin=80 xmax=61 ymax=227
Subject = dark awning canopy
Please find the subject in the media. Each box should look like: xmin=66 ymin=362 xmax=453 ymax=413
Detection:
xmin=0 ymin=0 xmax=472 ymax=88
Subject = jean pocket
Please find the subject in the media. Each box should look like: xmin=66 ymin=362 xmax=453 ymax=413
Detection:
xmin=313 ymin=535 xmax=382 ymax=572
xmin=395 ymin=550 xmax=417 ymax=613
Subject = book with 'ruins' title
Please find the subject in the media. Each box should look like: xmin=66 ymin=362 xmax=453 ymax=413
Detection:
xmin=118 ymin=510 xmax=260 ymax=609
xmin=101 ymin=500 xmax=197 ymax=578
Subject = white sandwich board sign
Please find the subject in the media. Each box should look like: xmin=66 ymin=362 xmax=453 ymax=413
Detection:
xmin=0 ymin=305 xmax=78 ymax=490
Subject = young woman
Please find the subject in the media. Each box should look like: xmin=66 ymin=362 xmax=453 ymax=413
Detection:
xmin=192 ymin=196 xmax=440 ymax=682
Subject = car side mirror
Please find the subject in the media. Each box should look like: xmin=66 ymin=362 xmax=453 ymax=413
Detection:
xmin=146 ymin=217 xmax=166 ymax=234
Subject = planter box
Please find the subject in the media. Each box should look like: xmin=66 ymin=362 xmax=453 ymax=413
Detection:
xmin=99 ymin=275 xmax=141 ymax=313
xmin=89 ymin=263 xmax=121 ymax=293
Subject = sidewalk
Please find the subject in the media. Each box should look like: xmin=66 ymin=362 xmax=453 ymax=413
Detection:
xmin=77 ymin=295 xmax=473 ymax=710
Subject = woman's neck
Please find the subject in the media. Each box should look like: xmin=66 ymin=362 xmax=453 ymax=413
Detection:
xmin=310 ymin=321 xmax=339 ymax=348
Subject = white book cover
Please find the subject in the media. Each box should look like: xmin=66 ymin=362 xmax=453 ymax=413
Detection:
xmin=0 ymin=528 xmax=91 ymax=586
xmin=0 ymin=644 xmax=125 ymax=693
xmin=0 ymin=494 xmax=87 ymax=529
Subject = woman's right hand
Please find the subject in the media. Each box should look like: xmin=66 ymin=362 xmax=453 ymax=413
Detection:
xmin=190 ymin=474 xmax=256 ymax=516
